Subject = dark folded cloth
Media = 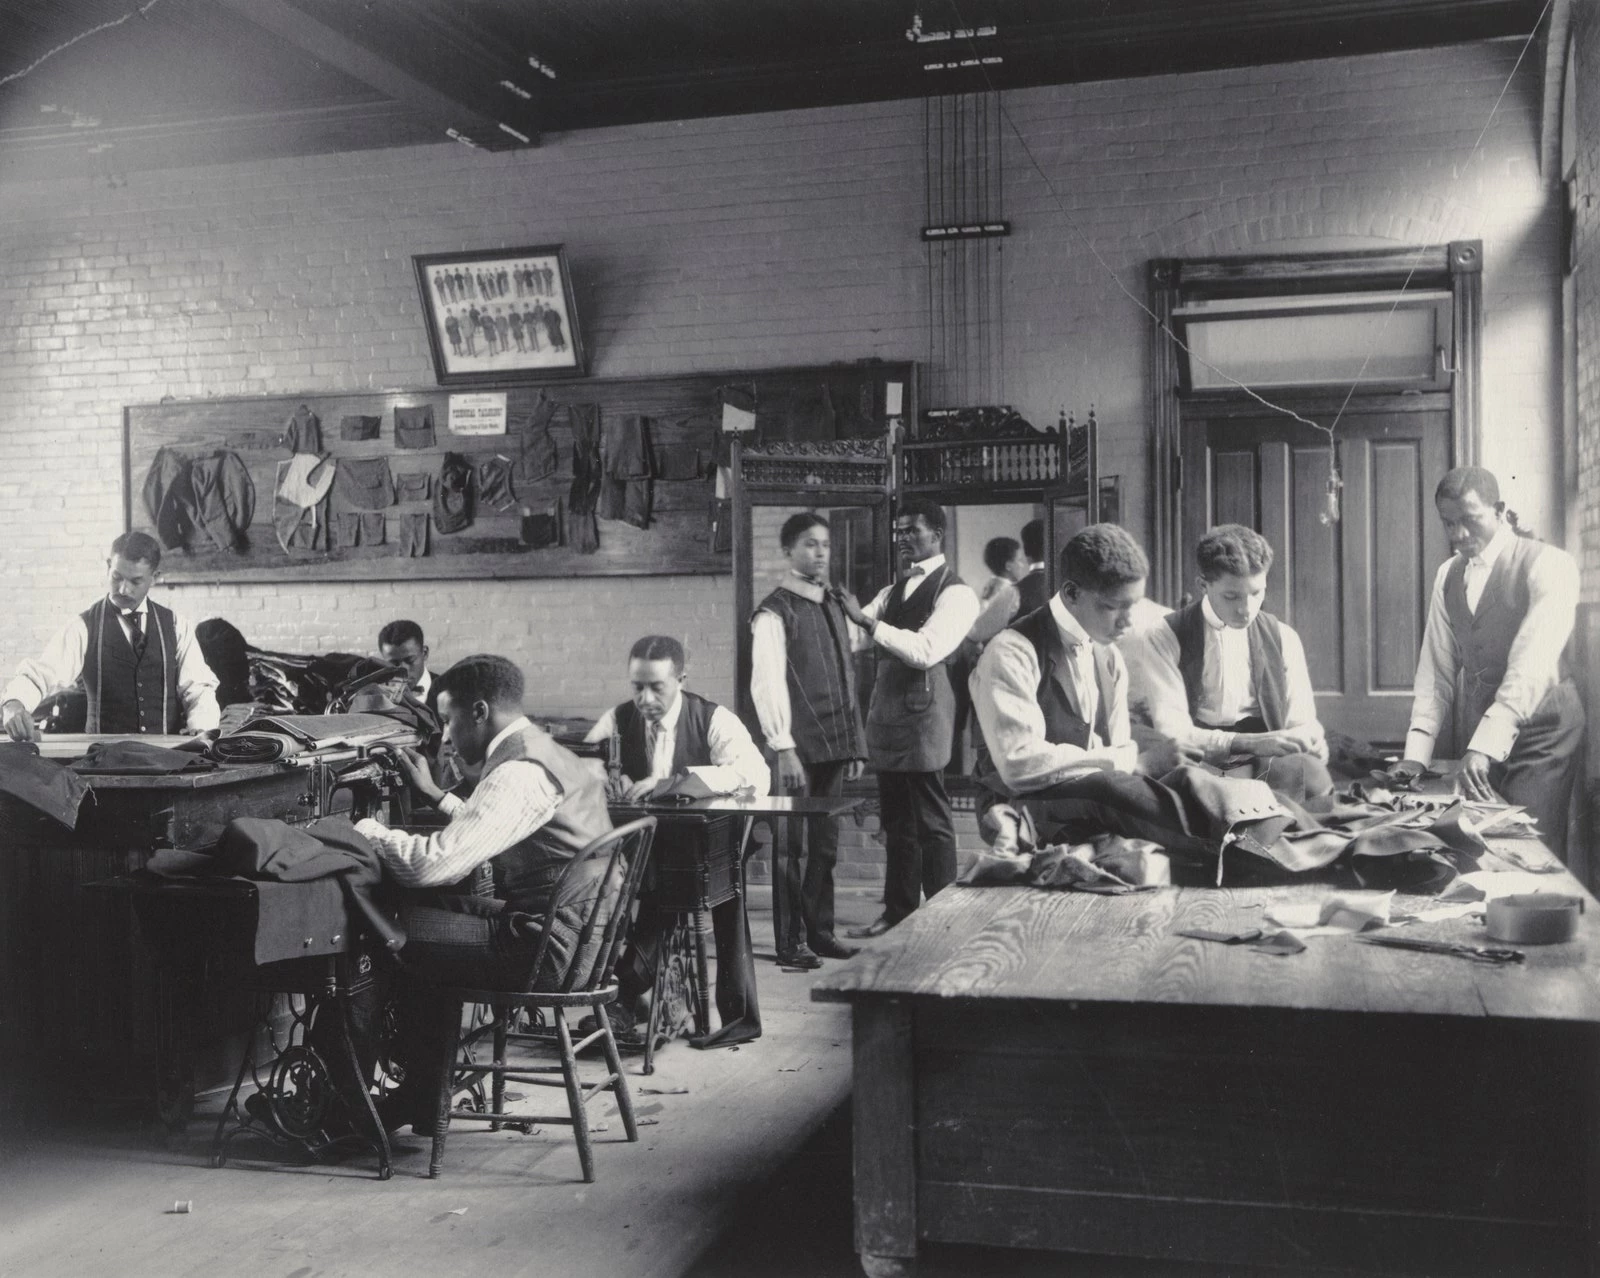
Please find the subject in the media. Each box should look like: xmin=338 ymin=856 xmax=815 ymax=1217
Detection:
xmin=70 ymin=740 xmax=216 ymax=775
xmin=207 ymin=732 xmax=303 ymax=764
xmin=0 ymin=741 xmax=88 ymax=827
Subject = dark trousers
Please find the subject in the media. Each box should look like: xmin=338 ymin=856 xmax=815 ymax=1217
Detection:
xmin=620 ymin=895 xmax=760 ymax=1033
xmin=1490 ymin=681 xmax=1586 ymax=866
xmin=878 ymin=769 xmax=958 ymax=925
xmin=1001 ymin=770 xmax=1223 ymax=860
xmin=772 ymin=757 xmax=848 ymax=952
xmin=1213 ymin=715 xmax=1334 ymax=803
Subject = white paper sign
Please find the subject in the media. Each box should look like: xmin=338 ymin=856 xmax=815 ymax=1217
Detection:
xmin=448 ymin=392 xmax=508 ymax=436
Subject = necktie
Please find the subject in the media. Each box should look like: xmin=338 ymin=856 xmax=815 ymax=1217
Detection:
xmin=650 ymin=720 xmax=667 ymax=776
xmin=126 ymin=610 xmax=146 ymax=658
xmin=1465 ymin=556 xmax=1487 ymax=614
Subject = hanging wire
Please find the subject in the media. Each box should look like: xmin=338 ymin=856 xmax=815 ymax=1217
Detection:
xmin=0 ymin=0 xmax=166 ymax=90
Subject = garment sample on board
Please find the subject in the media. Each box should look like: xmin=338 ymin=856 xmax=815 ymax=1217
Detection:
xmin=332 ymin=456 xmax=396 ymax=511
xmin=143 ymin=447 xmax=194 ymax=550
xmin=394 ymin=405 xmax=437 ymax=450
xmin=339 ymin=414 xmax=382 ymax=442
xmin=186 ymin=451 xmax=256 ymax=552
xmin=274 ymin=454 xmax=336 ymax=553
xmin=567 ymin=403 xmax=603 ymax=553
xmin=476 ymin=456 xmax=517 ymax=513
xmin=394 ymin=472 xmax=432 ymax=503
xmin=652 ymin=443 xmax=702 ymax=481
xmin=520 ymin=501 xmax=563 ymax=549
xmin=398 ymin=512 xmax=430 ymax=557
xmin=599 ymin=413 xmax=653 ymax=529
xmin=511 ymin=394 xmax=560 ymax=485
xmin=283 ymin=405 xmax=323 ymax=455
xmin=434 ymin=453 xmax=475 ymax=534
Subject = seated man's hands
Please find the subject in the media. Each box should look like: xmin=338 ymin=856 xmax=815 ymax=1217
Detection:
xmin=1453 ymin=748 xmax=1505 ymax=804
xmin=1237 ymin=727 xmax=1316 ymax=759
xmin=1138 ymin=739 xmax=1201 ymax=776
xmin=604 ymin=771 xmax=658 ymax=803
xmin=774 ymin=747 xmax=808 ymax=793
xmin=384 ymin=745 xmax=446 ymax=807
xmin=2 ymin=699 xmax=38 ymax=743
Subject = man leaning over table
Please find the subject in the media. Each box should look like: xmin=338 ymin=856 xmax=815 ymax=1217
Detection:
xmin=585 ymin=635 xmax=769 ymax=1048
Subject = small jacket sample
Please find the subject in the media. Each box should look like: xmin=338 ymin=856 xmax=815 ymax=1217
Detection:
xmin=283 ymin=404 xmax=323 ymax=454
xmin=143 ymin=448 xmax=255 ymax=553
xmin=434 ymin=452 xmax=475 ymax=533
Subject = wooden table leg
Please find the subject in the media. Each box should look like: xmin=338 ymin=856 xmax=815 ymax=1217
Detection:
xmin=853 ymin=998 xmax=916 ymax=1273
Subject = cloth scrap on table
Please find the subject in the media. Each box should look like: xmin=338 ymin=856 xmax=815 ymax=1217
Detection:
xmin=70 ymin=739 xmax=217 ymax=775
xmin=1263 ymin=890 xmax=1393 ymax=937
xmin=0 ymin=741 xmax=89 ymax=827
xmin=959 ymin=834 xmax=1167 ymax=895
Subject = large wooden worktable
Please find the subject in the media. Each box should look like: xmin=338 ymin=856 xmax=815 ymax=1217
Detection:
xmin=813 ymin=838 xmax=1600 ymax=1276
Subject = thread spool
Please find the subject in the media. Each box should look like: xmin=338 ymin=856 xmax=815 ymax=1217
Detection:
xmin=1485 ymin=893 xmax=1583 ymax=945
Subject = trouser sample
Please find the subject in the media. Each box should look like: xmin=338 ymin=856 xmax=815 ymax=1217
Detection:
xmin=398 ymin=512 xmax=430 ymax=556
xmin=878 ymin=768 xmax=958 ymax=925
xmin=567 ymin=403 xmax=603 ymax=553
xmin=333 ymin=511 xmax=387 ymax=548
xmin=772 ymin=757 xmax=848 ymax=953
xmin=476 ymin=456 xmax=517 ymax=512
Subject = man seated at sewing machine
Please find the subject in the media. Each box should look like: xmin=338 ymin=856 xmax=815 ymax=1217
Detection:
xmin=583 ymin=635 xmax=769 ymax=1046
xmin=970 ymin=524 xmax=1258 ymax=862
xmin=1120 ymin=524 xmax=1333 ymax=804
xmin=347 ymin=653 xmax=614 ymax=1135
xmin=2 ymin=531 xmax=219 ymax=741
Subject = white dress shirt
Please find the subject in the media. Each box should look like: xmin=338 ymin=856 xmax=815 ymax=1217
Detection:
xmin=414 ymin=668 xmax=433 ymax=702
xmin=584 ymin=696 xmax=771 ymax=796
xmin=355 ymin=717 xmax=563 ymax=888
xmin=970 ymin=594 xmax=1139 ymax=793
xmin=1120 ymin=600 xmax=1324 ymax=764
xmin=967 ymin=579 xmax=1021 ymax=648
xmin=856 ymin=554 xmax=980 ymax=668
xmin=3 ymin=596 xmax=221 ymax=731
xmin=1405 ymin=525 xmax=1579 ymax=765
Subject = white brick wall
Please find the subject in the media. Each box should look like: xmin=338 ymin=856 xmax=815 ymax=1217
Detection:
xmin=0 ymin=40 xmax=1560 ymax=720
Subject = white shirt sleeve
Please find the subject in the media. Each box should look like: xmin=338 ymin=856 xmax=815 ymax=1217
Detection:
xmin=868 ymin=583 xmax=981 ymax=670
xmin=1120 ymin=623 xmax=1235 ymax=762
xmin=3 ymin=617 xmax=90 ymax=713
xmin=749 ymin=609 xmax=794 ymax=751
xmin=966 ymin=581 xmax=1019 ymax=647
xmin=970 ymin=630 xmax=1136 ymax=793
xmin=1468 ymin=545 xmax=1579 ymax=761
xmin=1405 ymin=560 xmax=1462 ymax=767
xmin=583 ymin=708 xmax=618 ymax=745
xmin=355 ymin=759 xmax=563 ymax=888
xmin=172 ymin=612 xmax=220 ymax=731
xmin=1277 ymin=623 xmax=1327 ymax=759
xmin=694 ymin=705 xmax=772 ymax=796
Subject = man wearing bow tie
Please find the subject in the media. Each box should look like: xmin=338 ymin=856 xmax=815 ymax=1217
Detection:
xmin=2 ymin=531 xmax=219 ymax=740
xmin=1395 ymin=467 xmax=1584 ymax=863
xmin=837 ymin=499 xmax=980 ymax=936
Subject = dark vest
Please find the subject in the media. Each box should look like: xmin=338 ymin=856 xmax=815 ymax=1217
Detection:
xmin=973 ymin=605 xmax=1118 ymax=797
xmin=1441 ymin=536 xmax=1579 ymax=753
xmin=614 ymin=691 xmax=718 ymax=782
xmin=481 ymin=722 xmax=614 ymax=920
xmin=79 ymin=598 xmax=182 ymax=734
xmin=1164 ymin=601 xmax=1290 ymax=731
xmin=865 ymin=563 xmax=964 ymax=772
xmin=755 ymin=582 xmax=865 ymax=764
xmin=1014 ymin=567 xmax=1050 ymax=619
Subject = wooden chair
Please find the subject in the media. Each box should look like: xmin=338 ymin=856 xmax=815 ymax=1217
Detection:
xmin=422 ymin=816 xmax=656 ymax=1181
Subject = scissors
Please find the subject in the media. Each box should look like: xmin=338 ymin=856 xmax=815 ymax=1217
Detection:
xmin=1355 ymin=935 xmax=1524 ymax=964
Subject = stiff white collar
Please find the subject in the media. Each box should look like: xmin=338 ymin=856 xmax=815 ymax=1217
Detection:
xmin=904 ymin=552 xmax=945 ymax=578
xmin=779 ymin=571 xmax=828 ymax=603
xmin=1048 ymin=593 xmax=1095 ymax=649
xmin=486 ymin=715 xmax=534 ymax=759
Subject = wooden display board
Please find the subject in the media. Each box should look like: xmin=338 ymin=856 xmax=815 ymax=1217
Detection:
xmin=123 ymin=363 xmax=911 ymax=582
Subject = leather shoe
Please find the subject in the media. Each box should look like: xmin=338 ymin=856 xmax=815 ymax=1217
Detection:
xmin=845 ymin=917 xmax=894 ymax=939
xmin=774 ymin=944 xmax=822 ymax=969
xmin=811 ymin=934 xmax=860 ymax=960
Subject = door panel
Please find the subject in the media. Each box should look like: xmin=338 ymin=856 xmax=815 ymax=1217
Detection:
xmin=1180 ymin=398 xmax=1450 ymax=743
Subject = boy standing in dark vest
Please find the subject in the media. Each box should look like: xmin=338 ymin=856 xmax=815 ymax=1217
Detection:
xmin=1122 ymin=524 xmax=1332 ymax=802
xmin=837 ymin=499 xmax=979 ymax=936
xmin=3 ymin=531 xmax=219 ymax=740
xmin=1398 ymin=467 xmax=1585 ymax=864
xmin=751 ymin=513 xmax=867 ymax=967
xmin=585 ymin=635 xmax=770 ymax=1046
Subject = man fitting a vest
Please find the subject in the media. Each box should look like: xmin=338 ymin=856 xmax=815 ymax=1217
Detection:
xmin=1122 ymin=524 xmax=1333 ymax=804
xmin=836 ymin=499 xmax=980 ymax=937
xmin=352 ymin=654 xmax=615 ymax=1135
xmin=1395 ymin=466 xmax=1585 ymax=864
xmin=2 ymin=530 xmax=219 ymax=740
xmin=751 ymin=512 xmax=867 ymax=968
xmin=585 ymin=635 xmax=769 ymax=1047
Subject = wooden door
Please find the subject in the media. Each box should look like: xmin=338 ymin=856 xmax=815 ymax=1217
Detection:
xmin=1179 ymin=394 xmax=1451 ymax=744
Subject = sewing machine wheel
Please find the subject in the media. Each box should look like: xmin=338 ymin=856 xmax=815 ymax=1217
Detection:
xmin=267 ymin=1045 xmax=333 ymax=1140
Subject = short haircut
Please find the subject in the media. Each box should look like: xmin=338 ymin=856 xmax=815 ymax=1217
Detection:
xmin=378 ymin=619 xmax=425 ymax=648
xmin=433 ymin=654 xmax=524 ymax=710
xmin=1435 ymin=466 xmax=1500 ymax=507
xmin=1195 ymin=524 xmax=1273 ymax=580
xmin=896 ymin=498 xmax=946 ymax=537
xmin=1021 ymin=518 xmax=1045 ymax=562
xmin=111 ymin=531 xmax=162 ymax=571
xmin=629 ymin=634 xmax=686 ymax=676
xmin=1060 ymin=523 xmax=1149 ymax=592
xmin=983 ymin=536 xmax=1021 ymax=577
xmin=780 ymin=511 xmax=829 ymax=550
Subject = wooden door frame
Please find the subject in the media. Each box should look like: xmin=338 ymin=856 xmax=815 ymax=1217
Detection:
xmin=1146 ymin=241 xmax=1482 ymax=604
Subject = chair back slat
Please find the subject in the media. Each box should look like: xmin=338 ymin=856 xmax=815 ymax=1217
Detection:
xmin=525 ymin=817 xmax=656 ymax=994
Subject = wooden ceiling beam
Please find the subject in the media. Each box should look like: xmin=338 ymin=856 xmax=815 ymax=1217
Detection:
xmin=215 ymin=0 xmax=538 ymax=151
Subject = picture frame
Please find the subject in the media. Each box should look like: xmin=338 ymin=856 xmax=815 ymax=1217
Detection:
xmin=413 ymin=244 xmax=587 ymax=386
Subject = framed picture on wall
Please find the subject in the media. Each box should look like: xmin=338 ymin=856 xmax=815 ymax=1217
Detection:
xmin=413 ymin=244 xmax=587 ymax=386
